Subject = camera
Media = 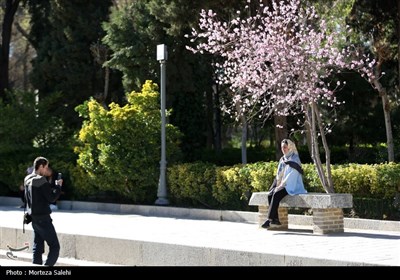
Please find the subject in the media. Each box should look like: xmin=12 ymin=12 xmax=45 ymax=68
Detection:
xmin=57 ymin=172 xmax=62 ymax=180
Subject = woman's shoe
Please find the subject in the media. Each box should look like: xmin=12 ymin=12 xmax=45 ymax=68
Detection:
xmin=270 ymin=219 xmax=281 ymax=227
xmin=261 ymin=220 xmax=270 ymax=229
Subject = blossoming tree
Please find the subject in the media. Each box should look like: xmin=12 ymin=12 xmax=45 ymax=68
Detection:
xmin=187 ymin=0 xmax=375 ymax=193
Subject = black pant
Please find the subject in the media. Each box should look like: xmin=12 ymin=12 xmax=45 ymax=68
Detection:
xmin=267 ymin=188 xmax=288 ymax=221
xmin=31 ymin=215 xmax=60 ymax=266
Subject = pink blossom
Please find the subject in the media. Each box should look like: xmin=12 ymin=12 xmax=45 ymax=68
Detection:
xmin=186 ymin=0 xmax=375 ymax=122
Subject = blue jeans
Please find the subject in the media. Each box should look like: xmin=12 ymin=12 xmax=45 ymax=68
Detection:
xmin=31 ymin=215 xmax=60 ymax=266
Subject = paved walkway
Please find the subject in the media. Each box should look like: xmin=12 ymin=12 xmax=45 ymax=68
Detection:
xmin=1 ymin=205 xmax=400 ymax=267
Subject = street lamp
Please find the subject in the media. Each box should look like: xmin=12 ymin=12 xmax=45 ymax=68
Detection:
xmin=155 ymin=44 xmax=169 ymax=205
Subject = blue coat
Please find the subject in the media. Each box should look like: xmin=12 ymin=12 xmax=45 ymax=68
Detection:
xmin=276 ymin=153 xmax=307 ymax=195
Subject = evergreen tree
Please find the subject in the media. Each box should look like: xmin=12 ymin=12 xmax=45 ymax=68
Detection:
xmin=28 ymin=0 xmax=115 ymax=129
xmin=103 ymin=0 xmax=246 ymax=160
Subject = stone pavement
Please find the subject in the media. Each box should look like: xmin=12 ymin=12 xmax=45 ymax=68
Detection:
xmin=0 ymin=198 xmax=400 ymax=267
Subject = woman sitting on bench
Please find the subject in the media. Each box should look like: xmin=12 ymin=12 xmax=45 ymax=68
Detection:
xmin=261 ymin=139 xmax=307 ymax=229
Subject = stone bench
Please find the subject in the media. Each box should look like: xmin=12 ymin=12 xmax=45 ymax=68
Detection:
xmin=248 ymin=192 xmax=353 ymax=234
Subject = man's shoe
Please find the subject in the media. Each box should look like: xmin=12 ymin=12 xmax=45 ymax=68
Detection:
xmin=261 ymin=220 xmax=270 ymax=229
xmin=270 ymin=219 xmax=281 ymax=227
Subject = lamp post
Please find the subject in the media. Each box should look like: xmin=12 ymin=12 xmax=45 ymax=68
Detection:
xmin=155 ymin=44 xmax=169 ymax=205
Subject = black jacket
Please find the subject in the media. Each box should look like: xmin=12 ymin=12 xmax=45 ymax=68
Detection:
xmin=24 ymin=173 xmax=61 ymax=215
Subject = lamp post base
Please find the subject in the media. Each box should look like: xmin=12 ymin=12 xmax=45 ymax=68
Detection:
xmin=155 ymin=197 xmax=169 ymax=206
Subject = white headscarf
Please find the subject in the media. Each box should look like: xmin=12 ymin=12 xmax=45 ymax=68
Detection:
xmin=282 ymin=139 xmax=298 ymax=159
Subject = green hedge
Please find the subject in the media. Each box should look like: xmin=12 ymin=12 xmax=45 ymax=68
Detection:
xmin=167 ymin=162 xmax=400 ymax=220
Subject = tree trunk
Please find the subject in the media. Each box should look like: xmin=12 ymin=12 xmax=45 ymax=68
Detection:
xmin=206 ymin=88 xmax=214 ymax=149
xmin=0 ymin=0 xmax=21 ymax=99
xmin=235 ymin=101 xmax=247 ymax=164
xmin=313 ymin=103 xmax=334 ymax=193
xmin=305 ymin=102 xmax=334 ymax=194
xmin=273 ymin=114 xmax=287 ymax=160
xmin=241 ymin=120 xmax=248 ymax=164
xmin=22 ymin=44 xmax=29 ymax=91
xmin=375 ymin=82 xmax=395 ymax=162
xmin=397 ymin=0 xmax=400 ymax=99
xmin=372 ymin=60 xmax=395 ymax=162
xmin=103 ymin=67 xmax=110 ymax=105
xmin=213 ymin=85 xmax=222 ymax=152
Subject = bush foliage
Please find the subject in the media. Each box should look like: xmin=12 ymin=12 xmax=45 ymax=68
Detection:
xmin=73 ymin=80 xmax=182 ymax=204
